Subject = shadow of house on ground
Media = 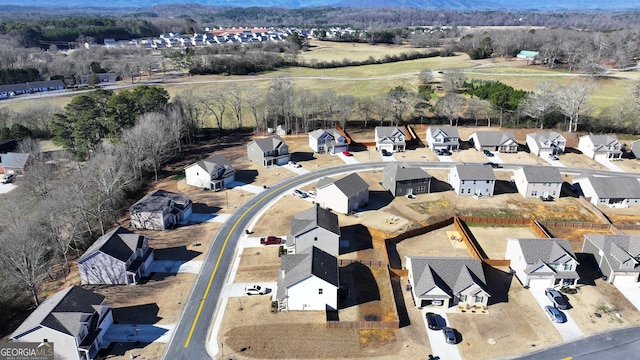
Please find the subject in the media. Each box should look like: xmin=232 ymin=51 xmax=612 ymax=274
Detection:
xmin=575 ymin=252 xmax=600 ymax=286
xmin=339 ymin=224 xmax=372 ymax=255
xmin=366 ymin=190 xmax=394 ymax=211
xmin=494 ymin=179 xmax=518 ymax=195
xmin=430 ymin=178 xmax=453 ymax=193
xmin=234 ymin=169 xmax=259 ymax=184
xmin=112 ymin=303 xmax=161 ymax=324
xmin=153 ymin=246 xmax=201 ymax=261
xmin=385 ymin=241 xmax=402 ymax=270
xmin=290 ymin=151 xmax=316 ymax=162
xmin=484 ymin=264 xmax=512 ymax=306
xmin=191 ymin=203 xmax=222 ymax=214
xmin=390 ymin=273 xmax=411 ymax=327
xmin=561 ymin=182 xmax=580 ymax=198
xmin=338 ymin=262 xmax=380 ymax=309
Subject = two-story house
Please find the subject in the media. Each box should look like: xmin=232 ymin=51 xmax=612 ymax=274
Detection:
xmin=426 ymin=125 xmax=460 ymax=152
xmin=512 ymin=166 xmax=563 ymax=199
xmin=448 ymin=164 xmax=495 ymax=197
xmin=246 ymin=135 xmax=290 ymax=167
xmin=129 ymin=190 xmax=193 ymax=231
xmin=288 ymin=204 xmax=341 ymax=256
xmin=10 ymin=286 xmax=113 ymax=360
xmin=308 ymin=129 xmax=349 ymax=154
xmin=526 ymin=131 xmax=567 ymax=157
xmin=316 ymin=173 xmax=369 ymax=214
xmin=578 ymin=134 xmax=622 ymax=160
xmin=382 ymin=162 xmax=432 ymax=197
xmin=77 ymin=227 xmax=154 ymax=285
xmin=505 ymin=238 xmax=580 ymax=288
xmin=184 ymin=154 xmax=235 ymax=191
xmin=375 ymin=126 xmax=406 ymax=153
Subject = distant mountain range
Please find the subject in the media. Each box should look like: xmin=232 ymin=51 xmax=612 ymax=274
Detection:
xmin=1 ymin=0 xmax=639 ymax=10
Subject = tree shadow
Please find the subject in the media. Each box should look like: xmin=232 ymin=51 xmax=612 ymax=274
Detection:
xmin=234 ymin=169 xmax=259 ymax=183
xmin=338 ymin=262 xmax=380 ymax=309
xmin=365 ymin=190 xmax=394 ymax=211
xmin=112 ymin=303 xmax=161 ymax=324
xmin=576 ymin=252 xmax=600 ymax=286
xmin=494 ymin=179 xmax=518 ymax=195
xmin=483 ymin=264 xmax=512 ymax=305
xmin=339 ymin=224 xmax=372 ymax=255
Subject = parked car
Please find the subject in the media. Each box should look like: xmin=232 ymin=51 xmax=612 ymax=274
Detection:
xmin=245 ymin=285 xmax=268 ymax=295
xmin=483 ymin=149 xmax=495 ymax=157
xmin=443 ymin=327 xmax=457 ymax=344
xmin=440 ymin=149 xmax=451 ymax=156
xmin=548 ymin=154 xmax=559 ymax=161
xmin=307 ymin=190 xmax=316 ymax=198
xmin=380 ymin=149 xmax=390 ymax=156
xmin=545 ymin=288 xmax=569 ymax=310
xmin=342 ymin=150 xmax=353 ymax=157
xmin=293 ymin=189 xmax=308 ymax=198
xmin=288 ymin=160 xmax=301 ymax=168
xmin=260 ymin=236 xmax=283 ymax=245
xmin=425 ymin=312 xmax=440 ymax=330
xmin=483 ymin=162 xmax=503 ymax=169
xmin=434 ymin=149 xmax=443 ymax=156
xmin=1 ymin=174 xmax=15 ymax=184
xmin=544 ymin=305 xmax=567 ymax=323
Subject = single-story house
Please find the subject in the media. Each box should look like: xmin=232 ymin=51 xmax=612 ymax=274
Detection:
xmin=77 ymin=227 xmax=154 ymax=285
xmin=406 ymin=256 xmax=491 ymax=309
xmin=246 ymin=135 xmax=290 ymax=167
xmin=505 ymin=238 xmax=580 ymax=288
xmin=382 ymin=162 xmax=432 ymax=197
xmin=448 ymin=164 xmax=495 ymax=197
xmin=308 ymin=128 xmax=349 ymax=154
xmin=184 ymin=154 xmax=235 ymax=191
xmin=130 ymin=189 xmax=193 ymax=230
xmin=79 ymin=73 xmax=118 ymax=85
xmin=10 ymin=286 xmax=113 ymax=360
xmin=27 ymin=80 xmax=65 ymax=92
xmin=316 ymin=173 xmax=369 ymax=214
xmin=578 ymin=134 xmax=622 ymax=160
xmin=288 ymin=204 xmax=340 ymax=256
xmin=512 ymin=166 xmax=563 ymax=199
xmin=469 ymin=131 xmax=518 ymax=153
xmin=276 ymin=246 xmax=339 ymax=311
xmin=582 ymin=234 xmax=640 ymax=284
xmin=0 ymin=83 xmax=32 ymax=98
xmin=375 ymin=126 xmax=406 ymax=153
xmin=0 ymin=152 xmax=29 ymax=175
xmin=516 ymin=50 xmax=539 ymax=60
xmin=526 ymin=131 xmax=567 ymax=157
xmin=425 ymin=125 xmax=460 ymax=151
xmin=572 ymin=175 xmax=640 ymax=207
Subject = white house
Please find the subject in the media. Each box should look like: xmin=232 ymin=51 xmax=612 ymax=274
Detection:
xmin=512 ymin=166 xmax=563 ymax=199
xmin=572 ymin=175 xmax=640 ymax=207
xmin=316 ymin=173 xmax=369 ymax=214
xmin=578 ymin=134 xmax=622 ymax=160
xmin=130 ymin=190 xmax=192 ymax=231
xmin=10 ymin=286 xmax=113 ymax=360
xmin=505 ymin=238 xmax=580 ymax=288
xmin=288 ymin=204 xmax=341 ymax=256
xmin=375 ymin=126 xmax=406 ymax=153
xmin=469 ymin=131 xmax=518 ymax=153
xmin=526 ymin=131 xmax=566 ymax=157
xmin=631 ymin=139 xmax=640 ymax=159
xmin=448 ymin=164 xmax=495 ymax=197
xmin=184 ymin=155 xmax=235 ymax=190
xmin=276 ymin=247 xmax=339 ymax=311
xmin=406 ymin=256 xmax=490 ymax=309
xmin=308 ymin=129 xmax=349 ymax=154
xmin=582 ymin=234 xmax=640 ymax=284
xmin=426 ymin=125 xmax=459 ymax=151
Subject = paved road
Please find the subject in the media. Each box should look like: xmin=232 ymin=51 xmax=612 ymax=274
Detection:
xmin=162 ymin=161 xmax=640 ymax=359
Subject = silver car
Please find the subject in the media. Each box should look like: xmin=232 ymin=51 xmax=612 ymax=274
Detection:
xmin=544 ymin=305 xmax=566 ymax=323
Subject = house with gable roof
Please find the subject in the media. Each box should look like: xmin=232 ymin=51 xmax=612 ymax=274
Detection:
xmin=572 ymin=175 xmax=640 ymax=207
xmin=448 ymin=164 xmax=495 ymax=197
xmin=526 ymin=131 xmax=567 ymax=157
xmin=246 ymin=135 xmax=290 ymax=167
xmin=406 ymin=256 xmax=491 ymax=309
xmin=374 ymin=126 xmax=406 ymax=153
xmin=382 ymin=162 xmax=432 ymax=197
xmin=288 ymin=204 xmax=340 ymax=256
xmin=184 ymin=154 xmax=235 ymax=190
xmin=578 ymin=134 xmax=622 ymax=160
xmin=512 ymin=166 xmax=563 ymax=199
xmin=276 ymin=247 xmax=339 ymax=311
xmin=505 ymin=238 xmax=580 ymax=288
xmin=308 ymin=128 xmax=349 ymax=154
xmin=129 ymin=189 xmax=192 ymax=231
xmin=10 ymin=286 xmax=113 ymax=360
xmin=425 ymin=125 xmax=460 ymax=152
xmin=469 ymin=130 xmax=518 ymax=153
xmin=582 ymin=234 xmax=640 ymax=284
xmin=77 ymin=227 xmax=154 ymax=285
xmin=0 ymin=152 xmax=30 ymax=175
xmin=316 ymin=173 xmax=369 ymax=214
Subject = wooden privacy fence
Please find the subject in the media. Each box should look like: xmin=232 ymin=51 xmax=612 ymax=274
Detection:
xmin=538 ymin=220 xmax=613 ymax=230
xmin=338 ymin=259 xmax=387 ymax=268
xmin=326 ymin=320 xmax=399 ymax=329
xmin=454 ymin=216 xmax=511 ymax=267
xmin=335 ymin=124 xmax=353 ymax=144
xmin=386 ymin=217 xmax=454 ymax=244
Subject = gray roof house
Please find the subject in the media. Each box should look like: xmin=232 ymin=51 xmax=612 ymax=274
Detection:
xmin=582 ymin=234 xmax=640 ymax=284
xmin=572 ymin=175 xmax=640 ymax=207
xmin=374 ymin=126 xmax=406 ymax=153
xmin=0 ymin=152 xmax=30 ymax=174
xmin=77 ymin=227 xmax=154 ymax=285
xmin=631 ymin=139 xmax=640 ymax=159
xmin=288 ymin=205 xmax=340 ymax=256
xmin=469 ymin=131 xmax=518 ymax=153
xmin=246 ymin=135 xmax=290 ymax=167
xmin=382 ymin=162 xmax=432 ymax=197
xmin=10 ymin=286 xmax=113 ymax=360
xmin=448 ymin=164 xmax=495 ymax=197
xmin=526 ymin=131 xmax=567 ymax=157
xmin=276 ymin=246 xmax=339 ymax=311
xmin=130 ymin=189 xmax=193 ymax=231
xmin=505 ymin=238 xmax=580 ymax=288
xmin=316 ymin=173 xmax=369 ymax=214
xmin=308 ymin=128 xmax=349 ymax=154
xmin=578 ymin=134 xmax=622 ymax=160
xmin=426 ymin=125 xmax=460 ymax=151
xmin=406 ymin=256 xmax=490 ymax=309
xmin=184 ymin=154 xmax=235 ymax=191
xmin=27 ymin=80 xmax=65 ymax=92
xmin=512 ymin=166 xmax=563 ymax=199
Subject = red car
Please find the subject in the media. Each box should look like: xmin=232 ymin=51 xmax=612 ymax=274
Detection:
xmin=342 ymin=151 xmax=352 ymax=156
xmin=260 ymin=236 xmax=283 ymax=245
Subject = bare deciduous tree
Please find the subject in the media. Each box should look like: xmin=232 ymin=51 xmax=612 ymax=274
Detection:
xmin=434 ymin=93 xmax=465 ymax=126
xmin=418 ymin=68 xmax=433 ymax=84
xmin=466 ymin=98 xmax=492 ymax=127
xmin=442 ymin=68 xmax=467 ymax=93
xmin=518 ymin=82 xmax=559 ymax=129
xmin=227 ymin=85 xmax=244 ymax=129
xmin=555 ymin=80 xmax=596 ymax=133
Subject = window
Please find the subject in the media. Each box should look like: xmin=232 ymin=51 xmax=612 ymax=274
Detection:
xmin=475 ymin=296 xmax=484 ymax=303
xmin=318 ymin=288 xmax=323 ymax=295
xmin=531 ymin=190 xmax=538 ymax=196
xmin=564 ymin=263 xmax=572 ymax=271
xmin=314 ymin=237 xmax=318 ymax=241
xmin=467 ymin=189 xmax=471 ymax=194
xmin=486 ymin=180 xmax=490 ymax=184
xmin=43 ymin=339 xmax=48 ymax=343
xmin=417 ymin=186 xmax=426 ymax=193
xmin=459 ymin=295 xmax=467 ymax=302
xmin=473 ymin=180 xmax=476 ymax=185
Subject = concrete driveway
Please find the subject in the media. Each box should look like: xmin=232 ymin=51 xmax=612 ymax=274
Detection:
xmin=239 ymin=236 xmax=287 ymax=248
xmin=529 ymin=288 xmax=584 ymax=341
xmin=614 ymin=283 xmax=640 ymax=311
xmin=104 ymin=324 xmax=174 ymax=343
xmin=542 ymin=156 xmax=566 ymax=167
xmin=228 ymin=181 xmax=267 ymax=194
xmin=595 ymin=158 xmax=624 ymax=172
xmin=0 ymin=183 xmax=17 ymax=194
xmin=437 ymin=154 xmax=453 ymax=162
xmin=147 ymin=260 xmax=202 ymax=274
xmin=222 ymin=282 xmax=278 ymax=298
xmin=485 ymin=152 xmax=504 ymax=163
xmin=337 ymin=152 xmax=359 ymax=164
xmin=285 ymin=163 xmax=310 ymax=175
xmin=421 ymin=309 xmax=463 ymax=360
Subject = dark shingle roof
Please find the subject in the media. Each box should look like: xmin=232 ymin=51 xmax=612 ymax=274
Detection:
xmin=408 ymin=257 xmax=489 ymax=298
xmin=518 ymin=166 xmax=563 ymax=183
xmin=383 ymin=162 xmax=431 ymax=182
xmin=585 ymin=234 xmax=640 ymax=272
xmin=1 ymin=152 xmax=30 ymax=169
xmin=78 ymin=227 xmax=145 ymax=263
xmin=278 ymin=247 xmax=339 ymax=297
xmin=290 ymin=205 xmax=340 ymax=236
xmin=317 ymin=173 xmax=368 ymax=197
xmin=130 ymin=189 xmax=190 ymax=213
xmin=452 ymin=164 xmax=495 ymax=181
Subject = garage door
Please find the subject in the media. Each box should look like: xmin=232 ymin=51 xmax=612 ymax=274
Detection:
xmin=613 ymin=274 xmax=639 ymax=284
xmin=528 ymin=277 xmax=553 ymax=288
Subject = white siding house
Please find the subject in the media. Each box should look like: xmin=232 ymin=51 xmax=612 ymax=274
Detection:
xmin=448 ymin=164 xmax=495 ymax=197
xmin=375 ymin=126 xmax=406 ymax=153
xmin=505 ymin=238 xmax=580 ymax=288
xmin=426 ymin=125 xmax=460 ymax=151
xmin=130 ymin=190 xmax=192 ymax=231
xmin=572 ymin=176 xmax=640 ymax=207
xmin=582 ymin=234 xmax=640 ymax=284
xmin=578 ymin=135 xmax=622 ymax=160
xmin=526 ymin=131 xmax=566 ymax=157
xmin=316 ymin=173 xmax=369 ymax=214
xmin=184 ymin=155 xmax=235 ymax=190
xmin=512 ymin=166 xmax=563 ymax=199
xmin=308 ymin=129 xmax=349 ymax=154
